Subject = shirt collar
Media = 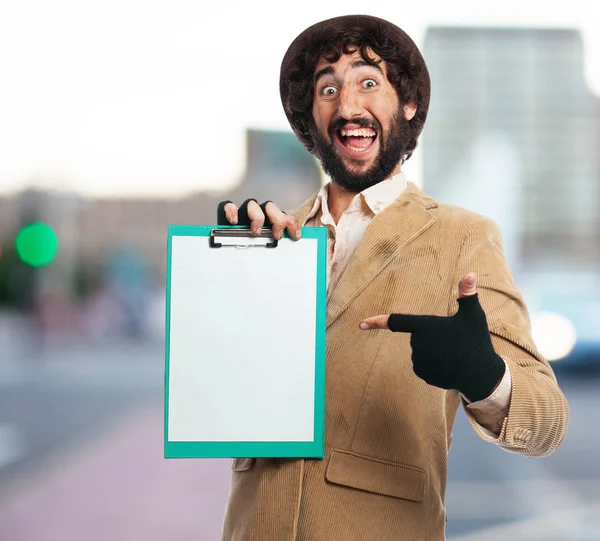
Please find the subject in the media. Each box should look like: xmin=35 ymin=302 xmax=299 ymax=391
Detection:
xmin=303 ymin=172 xmax=408 ymax=225
xmin=361 ymin=172 xmax=408 ymax=215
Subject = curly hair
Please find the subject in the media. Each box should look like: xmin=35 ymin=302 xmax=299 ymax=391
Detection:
xmin=280 ymin=15 xmax=430 ymax=162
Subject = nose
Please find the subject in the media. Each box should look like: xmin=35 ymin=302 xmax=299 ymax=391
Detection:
xmin=337 ymin=86 xmax=366 ymax=119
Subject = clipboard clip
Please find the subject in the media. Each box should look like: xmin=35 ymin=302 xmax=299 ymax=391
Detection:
xmin=209 ymin=228 xmax=278 ymax=248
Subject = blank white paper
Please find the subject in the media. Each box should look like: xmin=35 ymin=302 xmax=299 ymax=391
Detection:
xmin=167 ymin=235 xmax=318 ymax=443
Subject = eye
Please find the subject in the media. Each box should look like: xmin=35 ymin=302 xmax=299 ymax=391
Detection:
xmin=362 ymin=78 xmax=378 ymax=89
xmin=321 ymin=85 xmax=338 ymax=96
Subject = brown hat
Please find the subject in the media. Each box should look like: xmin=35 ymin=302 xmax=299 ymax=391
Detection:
xmin=280 ymin=15 xmax=430 ymax=157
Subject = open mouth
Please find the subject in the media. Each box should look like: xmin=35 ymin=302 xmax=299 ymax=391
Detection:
xmin=335 ymin=127 xmax=378 ymax=153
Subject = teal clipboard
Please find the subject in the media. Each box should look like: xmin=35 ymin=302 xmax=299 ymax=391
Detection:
xmin=164 ymin=225 xmax=327 ymax=458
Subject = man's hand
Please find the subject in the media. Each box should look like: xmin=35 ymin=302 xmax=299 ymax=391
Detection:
xmin=217 ymin=199 xmax=301 ymax=241
xmin=359 ymin=273 xmax=506 ymax=402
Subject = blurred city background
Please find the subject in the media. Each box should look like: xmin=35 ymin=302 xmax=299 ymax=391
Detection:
xmin=1 ymin=2 xmax=599 ymax=540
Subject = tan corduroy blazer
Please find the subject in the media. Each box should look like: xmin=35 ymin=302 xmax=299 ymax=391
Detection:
xmin=221 ymin=182 xmax=569 ymax=541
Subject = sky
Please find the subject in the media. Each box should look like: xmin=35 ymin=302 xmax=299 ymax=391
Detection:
xmin=0 ymin=0 xmax=598 ymax=198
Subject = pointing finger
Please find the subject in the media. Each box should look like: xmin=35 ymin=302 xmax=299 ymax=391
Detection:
xmin=359 ymin=315 xmax=390 ymax=330
xmin=387 ymin=314 xmax=427 ymax=333
xmin=387 ymin=313 xmax=445 ymax=333
xmin=359 ymin=313 xmax=442 ymax=332
xmin=361 ymin=313 xmax=447 ymax=332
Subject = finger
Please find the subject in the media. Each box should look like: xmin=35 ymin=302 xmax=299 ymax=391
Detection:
xmin=259 ymin=201 xmax=274 ymax=229
xmin=246 ymin=200 xmax=265 ymax=235
xmin=217 ymin=201 xmax=238 ymax=225
xmin=387 ymin=313 xmax=443 ymax=333
xmin=458 ymin=272 xmax=477 ymax=298
xmin=237 ymin=199 xmax=257 ymax=227
xmin=359 ymin=315 xmax=390 ymax=330
xmin=263 ymin=202 xmax=287 ymax=240
xmin=285 ymin=214 xmax=302 ymax=241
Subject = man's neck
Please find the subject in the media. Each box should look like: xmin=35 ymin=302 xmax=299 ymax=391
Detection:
xmin=327 ymin=181 xmax=359 ymax=224
xmin=327 ymin=166 xmax=403 ymax=224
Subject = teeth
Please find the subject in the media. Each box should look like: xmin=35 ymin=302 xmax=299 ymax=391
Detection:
xmin=345 ymin=143 xmax=370 ymax=152
xmin=340 ymin=128 xmax=376 ymax=137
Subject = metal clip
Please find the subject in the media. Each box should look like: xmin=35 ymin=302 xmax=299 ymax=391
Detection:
xmin=209 ymin=228 xmax=278 ymax=248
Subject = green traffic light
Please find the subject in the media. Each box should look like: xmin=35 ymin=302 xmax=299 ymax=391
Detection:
xmin=15 ymin=222 xmax=59 ymax=267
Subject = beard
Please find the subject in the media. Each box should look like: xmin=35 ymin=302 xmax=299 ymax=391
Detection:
xmin=310 ymin=112 xmax=411 ymax=193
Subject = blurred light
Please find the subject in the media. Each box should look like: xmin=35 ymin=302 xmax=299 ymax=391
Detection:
xmin=531 ymin=311 xmax=577 ymax=361
xmin=15 ymin=222 xmax=59 ymax=267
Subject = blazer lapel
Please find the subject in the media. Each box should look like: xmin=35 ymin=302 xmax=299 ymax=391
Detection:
xmin=289 ymin=193 xmax=319 ymax=226
xmin=326 ymin=183 xmax=438 ymax=328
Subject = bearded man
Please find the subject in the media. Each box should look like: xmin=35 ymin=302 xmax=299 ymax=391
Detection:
xmin=218 ymin=15 xmax=569 ymax=541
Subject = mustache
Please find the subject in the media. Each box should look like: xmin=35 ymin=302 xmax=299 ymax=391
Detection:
xmin=328 ymin=117 xmax=381 ymax=138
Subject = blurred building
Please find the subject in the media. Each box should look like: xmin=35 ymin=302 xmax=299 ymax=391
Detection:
xmin=422 ymin=27 xmax=600 ymax=273
xmin=0 ymin=196 xmax=19 ymax=242
xmin=1 ymin=128 xmax=320 ymax=293
xmin=76 ymin=128 xmax=321 ymax=280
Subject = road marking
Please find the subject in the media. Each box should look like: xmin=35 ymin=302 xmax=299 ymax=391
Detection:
xmin=0 ymin=424 xmax=23 ymax=468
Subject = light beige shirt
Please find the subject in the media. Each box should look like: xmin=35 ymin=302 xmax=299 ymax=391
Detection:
xmin=302 ymin=172 xmax=511 ymax=436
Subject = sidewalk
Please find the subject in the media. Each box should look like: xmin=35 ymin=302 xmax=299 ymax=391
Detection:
xmin=0 ymin=335 xmax=166 ymax=388
xmin=0 ymin=403 xmax=232 ymax=541
xmin=448 ymin=504 xmax=600 ymax=541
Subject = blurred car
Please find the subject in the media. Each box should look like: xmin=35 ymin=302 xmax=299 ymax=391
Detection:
xmin=518 ymin=271 xmax=600 ymax=376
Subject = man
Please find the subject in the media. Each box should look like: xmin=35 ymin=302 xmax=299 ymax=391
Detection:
xmin=218 ymin=15 xmax=569 ymax=541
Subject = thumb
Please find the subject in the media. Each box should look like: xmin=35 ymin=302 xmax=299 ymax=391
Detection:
xmin=458 ymin=272 xmax=477 ymax=298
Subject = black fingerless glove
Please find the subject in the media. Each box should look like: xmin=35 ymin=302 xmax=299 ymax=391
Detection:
xmin=216 ymin=199 xmax=274 ymax=227
xmin=217 ymin=200 xmax=233 ymax=225
xmin=388 ymin=294 xmax=506 ymax=402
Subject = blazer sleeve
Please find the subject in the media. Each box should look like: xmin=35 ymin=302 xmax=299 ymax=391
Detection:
xmin=450 ymin=215 xmax=569 ymax=457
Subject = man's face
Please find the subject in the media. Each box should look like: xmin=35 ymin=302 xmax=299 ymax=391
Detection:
xmin=310 ymin=48 xmax=416 ymax=192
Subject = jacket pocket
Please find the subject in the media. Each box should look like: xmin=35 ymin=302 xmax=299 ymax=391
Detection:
xmin=325 ymin=449 xmax=426 ymax=502
xmin=231 ymin=458 xmax=255 ymax=472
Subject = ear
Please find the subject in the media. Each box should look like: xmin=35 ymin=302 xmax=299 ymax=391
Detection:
xmin=403 ymin=103 xmax=417 ymax=121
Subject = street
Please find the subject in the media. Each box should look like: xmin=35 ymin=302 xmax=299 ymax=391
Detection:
xmin=0 ymin=342 xmax=598 ymax=540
